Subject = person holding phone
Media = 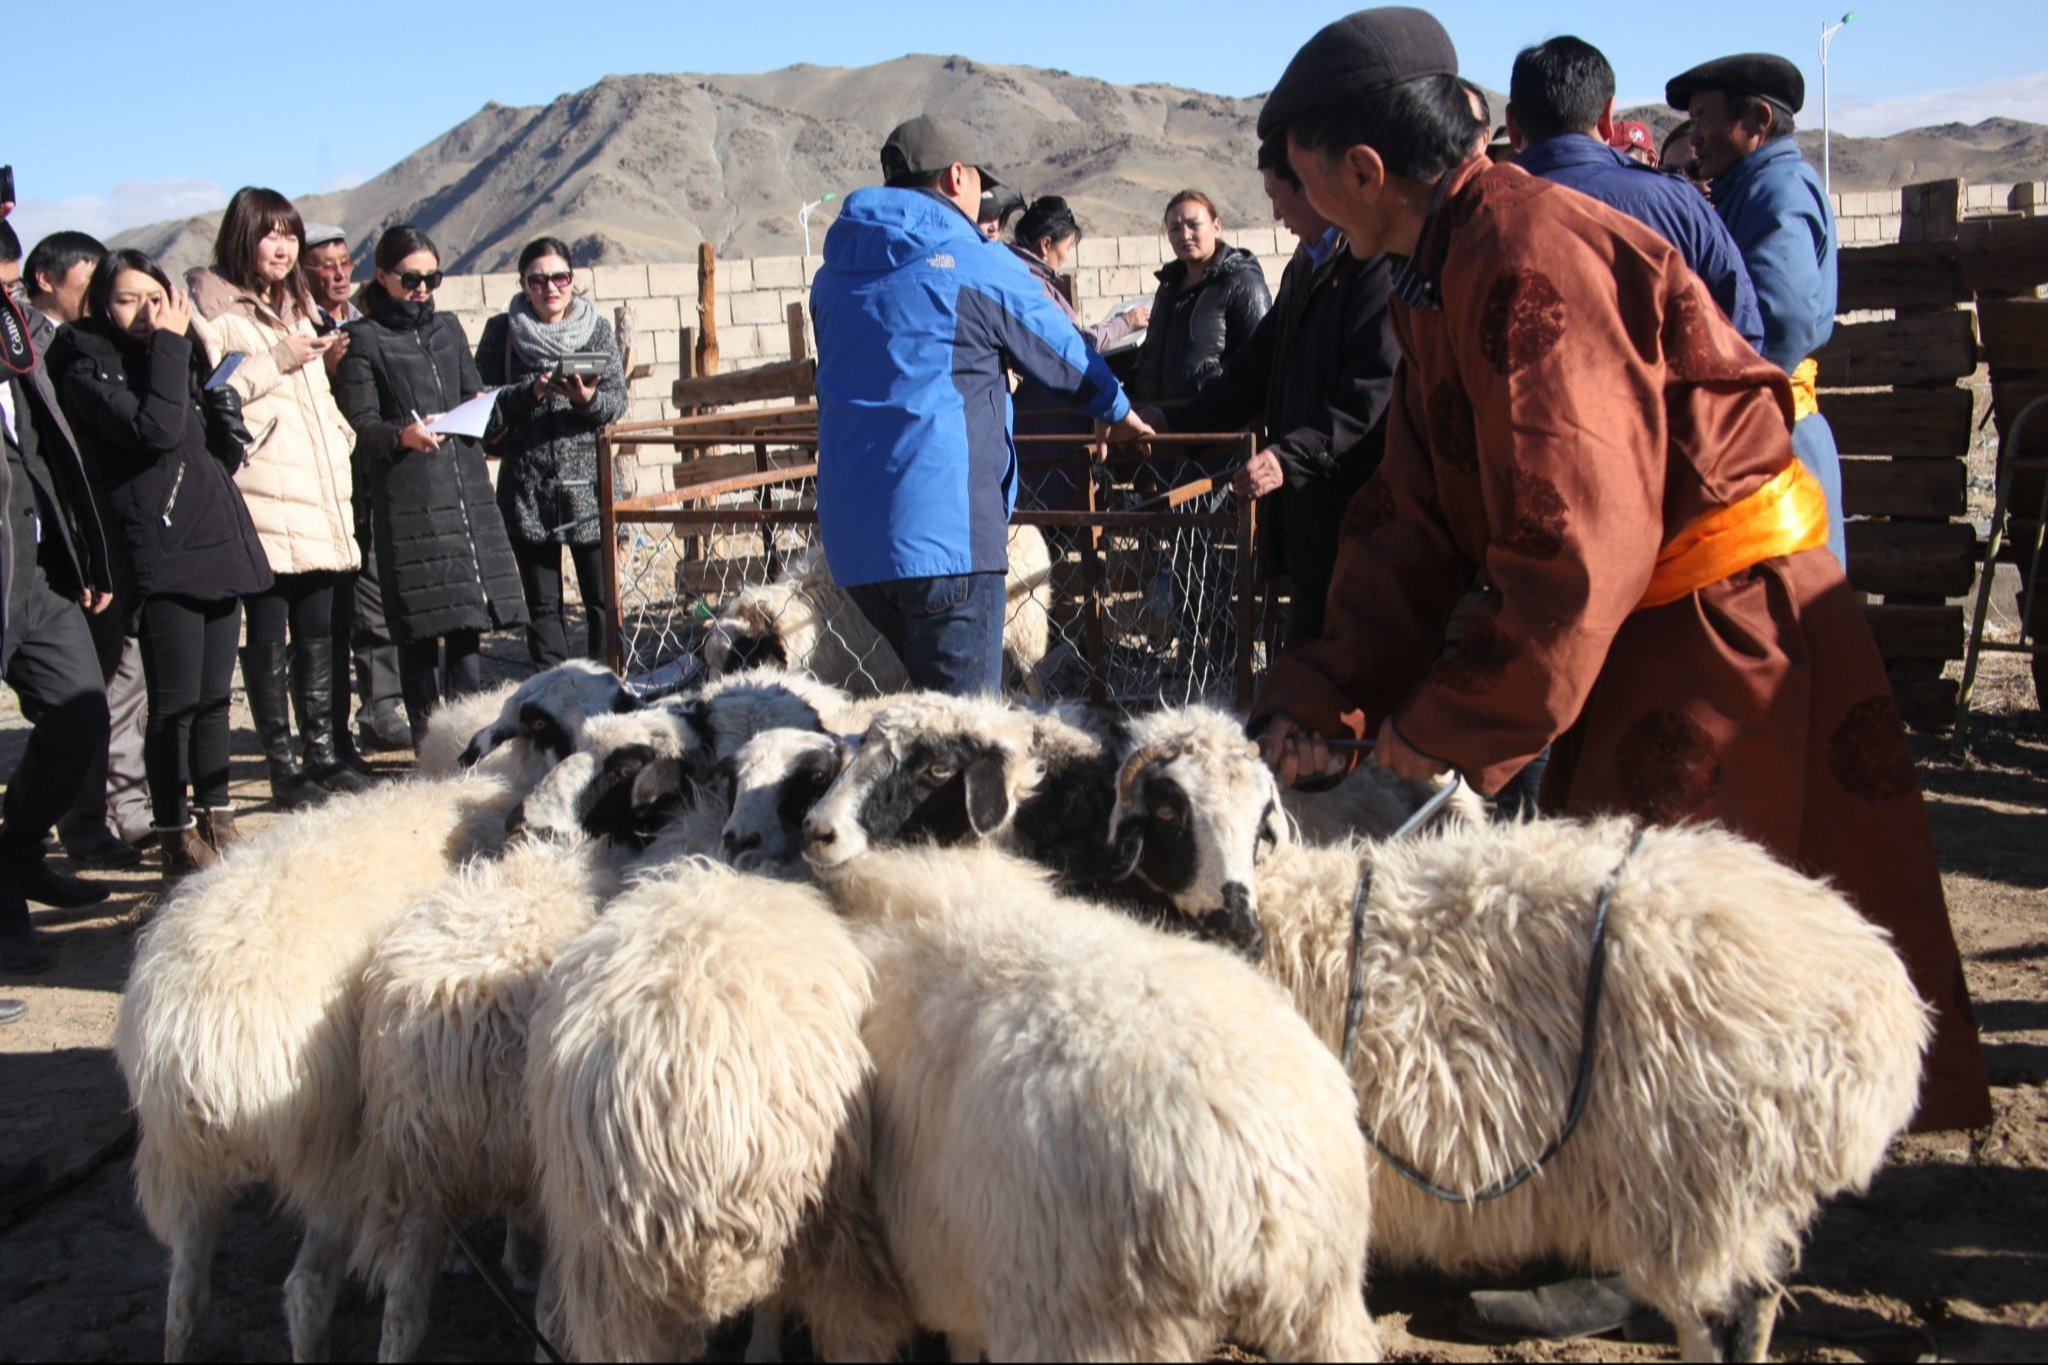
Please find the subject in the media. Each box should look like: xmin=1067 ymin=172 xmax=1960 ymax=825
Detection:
xmin=332 ymin=226 xmax=524 ymax=742
xmin=47 ymin=251 xmax=273 ymax=879
xmin=190 ymin=188 xmax=368 ymax=810
xmin=475 ymin=237 xmax=625 ymax=669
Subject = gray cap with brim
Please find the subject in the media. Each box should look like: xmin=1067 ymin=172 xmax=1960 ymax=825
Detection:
xmin=302 ymin=222 xmax=349 ymax=249
xmin=881 ymin=116 xmax=1003 ymax=190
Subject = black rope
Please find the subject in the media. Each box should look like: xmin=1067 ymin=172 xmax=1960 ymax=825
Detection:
xmin=443 ymin=1214 xmax=566 ymax=1364
xmin=1344 ymin=825 xmax=1645 ymax=1206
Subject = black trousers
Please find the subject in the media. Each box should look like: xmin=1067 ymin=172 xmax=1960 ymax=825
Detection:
xmin=513 ymin=539 xmax=609 ymax=669
xmin=1 ymin=576 xmax=109 ymax=920
xmin=398 ymin=630 xmax=482 ymax=741
xmin=246 ymin=571 xmax=338 ymax=655
xmin=137 ymin=595 xmax=241 ymax=828
xmin=353 ymin=529 xmax=402 ymax=712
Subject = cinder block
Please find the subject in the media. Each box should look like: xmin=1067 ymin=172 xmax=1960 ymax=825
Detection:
xmin=1257 ymin=257 xmax=1290 ymax=289
xmin=450 ymin=312 xmax=491 ymax=349
xmin=1074 ymin=238 xmax=1119 ymax=269
xmin=751 ymin=255 xmax=804 ymax=289
xmin=435 ymin=274 xmax=485 ymax=312
xmin=1099 ymin=266 xmax=1141 ymax=299
xmin=646 ymin=261 xmax=699 ymax=297
xmin=480 ymin=273 xmax=521 ymax=309
xmin=652 ymin=329 xmax=679 ymax=362
xmin=589 ymin=264 xmax=649 ymax=300
xmin=1877 ymin=214 xmax=1902 ymax=242
xmin=632 ymin=295 xmax=682 ymax=330
xmin=1119 ymin=235 xmax=1162 ymax=267
xmin=730 ymin=290 xmax=784 ymax=326
xmin=1233 ymin=226 xmax=1277 ymax=257
xmin=712 ymin=256 xmax=754 ymax=291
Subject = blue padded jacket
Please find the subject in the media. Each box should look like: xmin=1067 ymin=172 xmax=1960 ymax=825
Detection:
xmin=811 ymin=187 xmax=1130 ymax=587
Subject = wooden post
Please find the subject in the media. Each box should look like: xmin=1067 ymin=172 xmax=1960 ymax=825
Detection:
xmin=786 ymin=300 xmax=810 ymax=363
xmin=1080 ymin=447 xmax=1110 ymax=710
xmin=614 ymin=303 xmax=637 ymax=385
xmin=695 ymin=243 xmax=720 ymax=378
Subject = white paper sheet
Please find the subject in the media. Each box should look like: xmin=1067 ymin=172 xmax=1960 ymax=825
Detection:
xmin=422 ymin=388 xmax=505 ymax=439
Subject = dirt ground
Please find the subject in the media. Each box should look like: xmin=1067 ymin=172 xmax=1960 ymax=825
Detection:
xmin=0 ymin=634 xmax=2042 ymax=1363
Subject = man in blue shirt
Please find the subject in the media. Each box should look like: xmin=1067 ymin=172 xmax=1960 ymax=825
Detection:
xmin=1506 ymin=36 xmax=1764 ymax=350
xmin=811 ymin=117 xmax=1151 ymax=695
xmin=1671 ymin=53 xmax=1846 ymax=565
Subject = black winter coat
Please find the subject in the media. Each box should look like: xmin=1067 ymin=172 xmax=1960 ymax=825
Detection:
xmin=475 ymin=313 xmax=628 ymax=547
xmin=1126 ymin=244 xmax=1271 ymax=404
xmin=333 ymin=295 xmax=526 ymax=644
xmin=1174 ymin=243 xmax=1398 ymax=600
xmin=48 ymin=323 xmax=273 ymax=604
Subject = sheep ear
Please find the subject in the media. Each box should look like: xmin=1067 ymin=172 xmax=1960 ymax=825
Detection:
xmin=962 ymin=751 xmax=1012 ymax=837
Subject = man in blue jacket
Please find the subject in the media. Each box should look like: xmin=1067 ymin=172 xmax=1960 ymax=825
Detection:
xmin=1671 ymin=53 xmax=1846 ymax=565
xmin=811 ymin=116 xmax=1151 ymax=694
xmin=1506 ymin=37 xmax=1764 ymax=350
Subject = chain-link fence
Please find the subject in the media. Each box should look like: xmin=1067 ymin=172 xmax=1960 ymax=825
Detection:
xmin=600 ymin=414 xmax=1269 ymax=714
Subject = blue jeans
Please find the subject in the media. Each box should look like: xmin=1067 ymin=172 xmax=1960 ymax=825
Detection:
xmin=848 ymin=571 xmax=1005 ymax=696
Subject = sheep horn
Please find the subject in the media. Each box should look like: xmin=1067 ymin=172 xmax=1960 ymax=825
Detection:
xmin=1114 ymin=742 xmax=1179 ymax=813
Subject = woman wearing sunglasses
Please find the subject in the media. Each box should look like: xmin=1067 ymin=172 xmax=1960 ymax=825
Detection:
xmin=332 ymin=225 xmax=525 ymax=743
xmin=475 ymin=237 xmax=625 ymax=668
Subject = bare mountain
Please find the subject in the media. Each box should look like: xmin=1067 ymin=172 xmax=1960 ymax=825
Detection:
xmin=111 ymin=56 xmax=2048 ymax=275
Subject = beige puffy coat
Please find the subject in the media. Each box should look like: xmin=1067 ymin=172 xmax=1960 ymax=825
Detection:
xmin=189 ymin=269 xmax=360 ymax=575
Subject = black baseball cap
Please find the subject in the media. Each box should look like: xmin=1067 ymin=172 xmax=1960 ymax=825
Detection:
xmin=880 ymin=116 xmax=1003 ymax=189
xmin=1259 ymin=7 xmax=1461 ymax=140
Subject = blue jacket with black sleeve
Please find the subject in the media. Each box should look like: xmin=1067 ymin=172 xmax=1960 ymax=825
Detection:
xmin=811 ymin=187 xmax=1131 ymax=588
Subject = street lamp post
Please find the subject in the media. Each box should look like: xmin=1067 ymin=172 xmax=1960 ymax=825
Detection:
xmin=1819 ymin=11 xmax=1859 ymax=197
xmin=798 ymin=193 xmax=838 ymax=259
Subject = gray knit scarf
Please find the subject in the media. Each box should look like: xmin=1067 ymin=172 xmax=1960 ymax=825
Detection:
xmin=507 ymin=291 xmax=600 ymax=372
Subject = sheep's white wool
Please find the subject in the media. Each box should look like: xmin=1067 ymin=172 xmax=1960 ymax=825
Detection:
xmin=418 ymin=660 xmax=634 ymax=787
xmin=525 ymin=860 xmax=888 ymax=1360
xmin=686 ymin=666 xmax=842 ymax=760
xmin=1248 ymin=818 xmax=1930 ymax=1359
xmin=819 ymin=844 xmax=1380 ymax=1362
xmin=413 ymin=682 xmax=519 ymax=779
xmin=116 ymin=773 xmax=523 ymax=1362
xmin=350 ymin=832 xmax=629 ymax=1361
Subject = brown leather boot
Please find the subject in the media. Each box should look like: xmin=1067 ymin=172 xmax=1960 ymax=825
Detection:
xmin=155 ymin=823 xmax=219 ymax=882
xmin=195 ymin=808 xmax=240 ymax=857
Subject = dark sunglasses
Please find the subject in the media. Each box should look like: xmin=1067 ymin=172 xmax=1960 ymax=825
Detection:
xmin=524 ymin=271 xmax=573 ymax=291
xmin=390 ymin=270 xmax=442 ymax=292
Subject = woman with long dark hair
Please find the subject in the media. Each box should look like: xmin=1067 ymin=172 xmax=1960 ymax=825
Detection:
xmin=332 ymin=226 xmax=525 ymax=741
xmin=190 ymin=186 xmax=368 ymax=808
xmin=474 ymin=236 xmax=626 ymax=667
xmin=48 ymin=251 xmax=274 ymax=877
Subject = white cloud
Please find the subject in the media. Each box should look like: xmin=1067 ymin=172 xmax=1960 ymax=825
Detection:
xmin=6 ymin=178 xmax=230 ymax=253
xmin=1830 ymin=69 xmax=2048 ymax=137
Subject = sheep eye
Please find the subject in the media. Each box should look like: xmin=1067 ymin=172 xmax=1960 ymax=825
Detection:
xmin=925 ymin=763 xmax=957 ymax=783
xmin=1154 ymin=804 xmax=1183 ymax=824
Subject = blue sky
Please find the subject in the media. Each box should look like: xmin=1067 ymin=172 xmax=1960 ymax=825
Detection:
xmin=12 ymin=0 xmax=2048 ymax=248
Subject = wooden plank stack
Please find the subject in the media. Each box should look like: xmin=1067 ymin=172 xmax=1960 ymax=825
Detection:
xmin=1820 ymin=178 xmax=2004 ymax=729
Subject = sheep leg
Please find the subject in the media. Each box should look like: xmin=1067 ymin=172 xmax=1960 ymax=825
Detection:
xmin=501 ymin=1218 xmax=544 ymax=1296
xmin=283 ymin=1215 xmax=349 ymax=1363
xmin=1268 ymin=1286 xmax=1380 ymax=1364
xmin=1716 ymin=1284 xmax=1783 ymax=1365
xmin=375 ymin=1209 xmax=445 ymax=1364
xmin=162 ymin=1188 xmax=227 ymax=1363
xmin=742 ymin=1305 xmax=783 ymax=1363
xmin=1668 ymin=1306 xmax=1719 ymax=1365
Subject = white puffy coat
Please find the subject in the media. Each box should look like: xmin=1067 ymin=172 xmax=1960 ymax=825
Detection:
xmin=189 ymin=269 xmax=360 ymax=574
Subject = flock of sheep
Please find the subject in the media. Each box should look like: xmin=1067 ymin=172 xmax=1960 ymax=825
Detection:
xmin=113 ymin=635 xmax=1934 ymax=1363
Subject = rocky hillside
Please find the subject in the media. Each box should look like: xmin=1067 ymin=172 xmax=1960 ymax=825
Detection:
xmin=112 ymin=55 xmax=2048 ymax=274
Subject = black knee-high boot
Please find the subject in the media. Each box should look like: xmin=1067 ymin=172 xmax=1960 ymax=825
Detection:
xmin=241 ymin=644 xmax=325 ymax=810
xmin=294 ymin=637 xmax=371 ymax=794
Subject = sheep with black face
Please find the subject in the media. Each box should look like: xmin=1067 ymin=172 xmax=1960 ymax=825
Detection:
xmin=721 ymin=728 xmax=850 ymax=871
xmin=799 ymin=694 xmax=1117 ymax=876
xmin=415 ymin=659 xmax=642 ymax=786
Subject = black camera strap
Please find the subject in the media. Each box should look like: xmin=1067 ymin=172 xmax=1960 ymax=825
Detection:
xmin=0 ymin=292 xmax=34 ymax=376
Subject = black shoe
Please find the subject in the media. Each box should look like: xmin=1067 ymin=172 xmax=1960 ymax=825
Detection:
xmin=9 ymin=860 xmax=110 ymax=909
xmin=242 ymin=644 xmax=326 ymax=811
xmin=296 ymin=637 xmax=373 ymax=795
xmin=0 ymin=928 xmax=53 ymax=975
xmin=62 ymin=830 xmax=145 ymax=871
xmin=0 ymin=999 xmax=25 ymax=1026
xmin=357 ymin=699 xmax=412 ymax=753
xmin=1458 ymin=1276 xmax=1639 ymax=1344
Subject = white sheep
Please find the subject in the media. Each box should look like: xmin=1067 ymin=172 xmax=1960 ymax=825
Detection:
xmin=720 ymin=727 xmax=848 ymax=871
xmin=524 ymin=858 xmax=899 ymax=1361
xmin=813 ymin=843 xmax=1378 ymax=1361
xmin=702 ymin=530 xmax=1056 ymax=698
xmin=1220 ymin=819 xmax=1930 ymax=1363
xmin=349 ymin=740 xmax=670 ymax=1362
xmin=413 ymin=680 xmax=518 ymax=778
xmin=115 ymin=773 xmax=524 ymax=1362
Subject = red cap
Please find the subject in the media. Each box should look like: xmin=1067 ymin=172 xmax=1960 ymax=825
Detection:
xmin=1609 ymin=120 xmax=1659 ymax=166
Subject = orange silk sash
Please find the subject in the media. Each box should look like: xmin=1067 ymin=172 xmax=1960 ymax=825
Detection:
xmin=1638 ymin=461 xmax=1831 ymax=610
xmin=1788 ymin=358 xmax=1820 ymax=423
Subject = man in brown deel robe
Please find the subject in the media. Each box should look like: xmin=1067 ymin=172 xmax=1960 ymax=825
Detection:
xmin=1251 ymin=5 xmax=1991 ymax=1311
